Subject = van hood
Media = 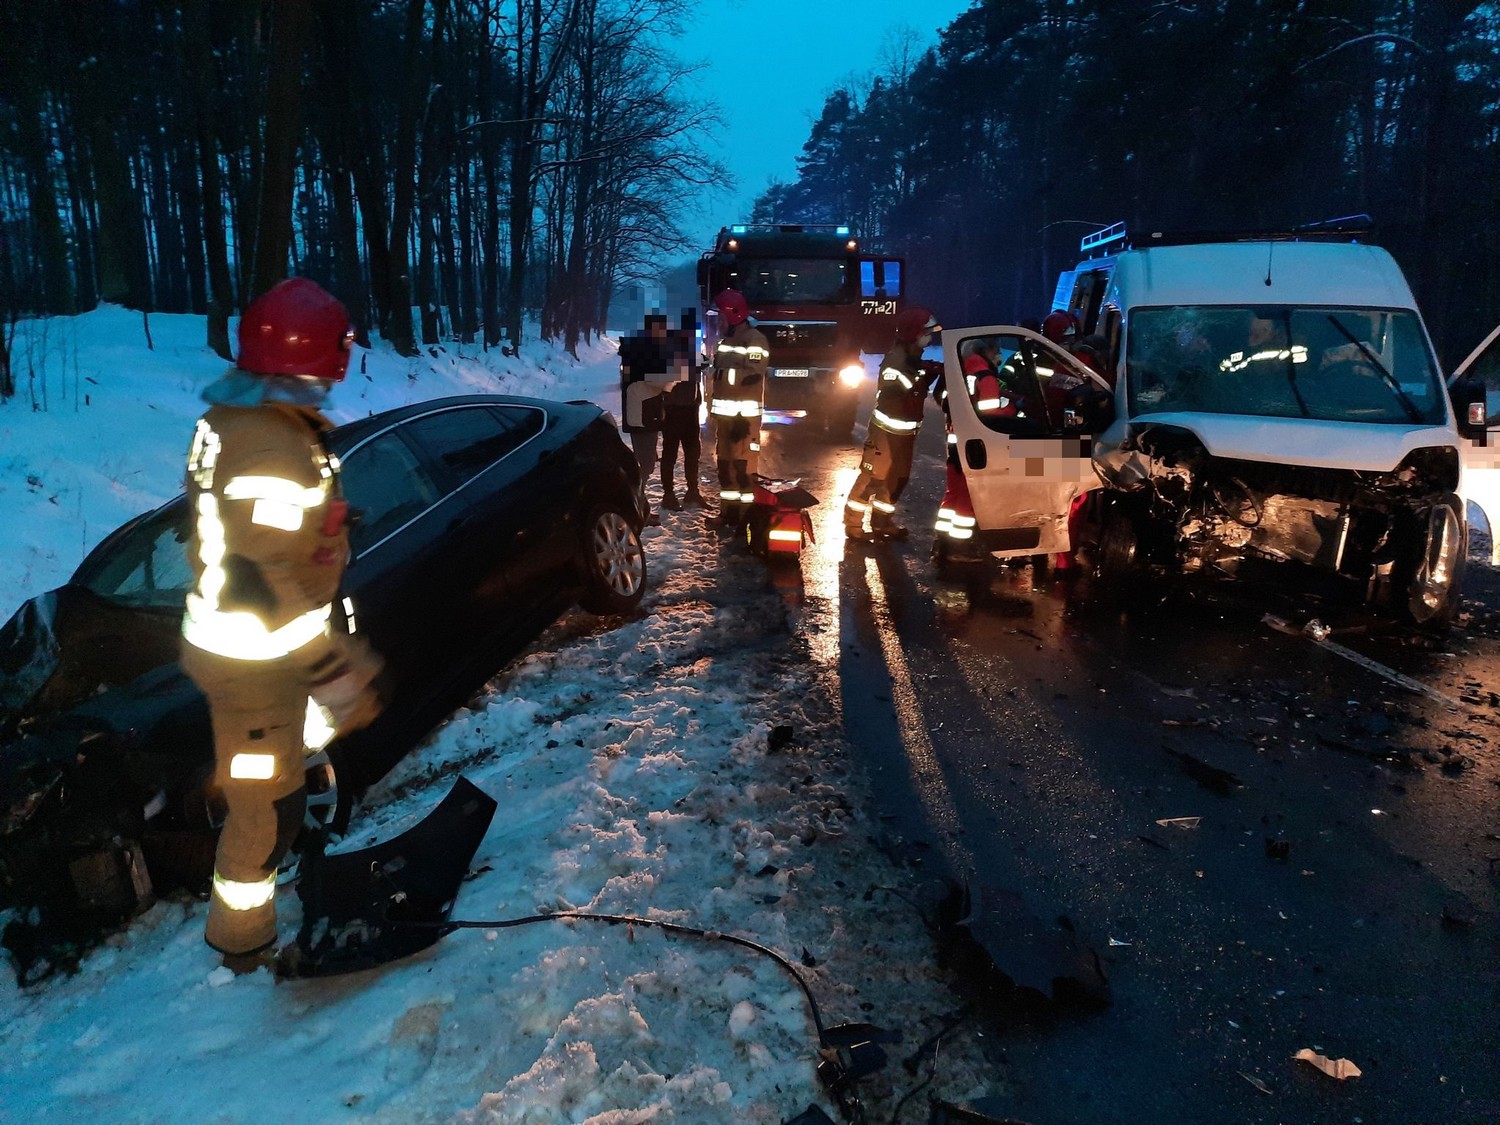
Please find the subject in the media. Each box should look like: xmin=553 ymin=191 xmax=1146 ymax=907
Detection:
xmin=1119 ymin=412 xmax=1456 ymax=472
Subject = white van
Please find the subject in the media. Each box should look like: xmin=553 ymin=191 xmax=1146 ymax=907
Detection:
xmin=940 ymin=222 xmax=1499 ymax=627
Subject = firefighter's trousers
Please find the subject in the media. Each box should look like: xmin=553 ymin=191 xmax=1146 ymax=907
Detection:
xmin=844 ymin=425 xmax=917 ymax=532
xmin=182 ymin=645 xmax=308 ymax=956
xmin=714 ymin=414 xmax=760 ymax=524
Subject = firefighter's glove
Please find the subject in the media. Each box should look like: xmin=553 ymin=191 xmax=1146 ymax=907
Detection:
xmin=311 ymin=639 xmax=385 ymax=736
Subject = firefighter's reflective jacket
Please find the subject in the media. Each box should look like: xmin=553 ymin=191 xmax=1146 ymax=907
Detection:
xmin=708 ymin=321 xmax=770 ymax=420
xmin=870 ymin=339 xmax=932 ymax=435
xmin=181 ymin=384 xmax=349 ymax=675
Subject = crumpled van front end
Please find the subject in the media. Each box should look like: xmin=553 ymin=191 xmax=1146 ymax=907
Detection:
xmin=1083 ymin=241 xmax=1468 ymax=625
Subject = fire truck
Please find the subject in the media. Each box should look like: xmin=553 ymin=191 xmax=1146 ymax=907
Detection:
xmin=697 ymin=224 xmax=906 ymax=437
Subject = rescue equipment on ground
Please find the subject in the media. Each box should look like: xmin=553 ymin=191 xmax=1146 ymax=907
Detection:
xmin=746 ymin=479 xmax=819 ymax=560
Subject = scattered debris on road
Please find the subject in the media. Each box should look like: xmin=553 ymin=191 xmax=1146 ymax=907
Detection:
xmin=1262 ymin=613 xmax=1461 ymax=709
xmin=1155 ymin=816 xmax=1202 ymax=829
xmin=1293 ymin=1047 xmax=1363 ymax=1080
xmin=1238 ymin=1071 xmax=1273 ymax=1095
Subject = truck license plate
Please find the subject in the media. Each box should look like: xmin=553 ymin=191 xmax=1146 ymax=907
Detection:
xmin=774 ymin=368 xmax=810 ymax=378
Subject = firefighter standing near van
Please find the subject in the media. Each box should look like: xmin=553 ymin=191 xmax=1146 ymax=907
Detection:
xmin=844 ymin=306 xmax=942 ymax=541
xmin=706 ymin=289 xmax=770 ymax=530
xmin=180 ymin=278 xmax=384 ymax=971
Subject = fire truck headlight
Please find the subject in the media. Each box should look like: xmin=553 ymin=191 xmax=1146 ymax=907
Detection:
xmin=838 ymin=364 xmax=866 ymax=388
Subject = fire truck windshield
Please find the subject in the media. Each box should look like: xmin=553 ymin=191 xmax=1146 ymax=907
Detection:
xmin=736 ymin=258 xmax=848 ymax=304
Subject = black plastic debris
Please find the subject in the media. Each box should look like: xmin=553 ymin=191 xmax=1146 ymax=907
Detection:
xmin=785 ymin=1107 xmax=838 ymax=1125
xmin=1441 ymin=900 xmax=1477 ymax=929
xmin=768 ymin=724 xmax=796 ymax=752
xmin=938 ymin=882 xmax=1110 ymax=1009
xmin=1265 ymin=836 xmax=1291 ymax=861
xmin=929 ymin=1097 xmax=1035 ymax=1124
xmin=283 ymin=776 xmax=496 ymax=977
xmin=1163 ymin=747 xmax=1242 ymax=796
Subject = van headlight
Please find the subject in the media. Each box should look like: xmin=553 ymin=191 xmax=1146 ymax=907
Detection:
xmin=838 ymin=364 xmax=865 ymax=388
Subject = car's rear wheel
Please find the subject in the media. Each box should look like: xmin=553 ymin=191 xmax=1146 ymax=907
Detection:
xmin=578 ymin=504 xmax=647 ymax=614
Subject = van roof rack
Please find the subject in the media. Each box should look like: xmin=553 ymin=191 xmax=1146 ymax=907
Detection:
xmin=1079 ymin=215 xmax=1375 ymax=254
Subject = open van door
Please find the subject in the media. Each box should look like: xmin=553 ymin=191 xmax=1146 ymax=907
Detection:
xmin=942 ymin=325 xmax=1115 ymax=558
xmin=1449 ymin=321 xmax=1500 ymax=564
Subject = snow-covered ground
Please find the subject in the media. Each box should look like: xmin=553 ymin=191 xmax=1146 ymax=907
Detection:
xmin=0 ymin=308 xmax=991 ymax=1123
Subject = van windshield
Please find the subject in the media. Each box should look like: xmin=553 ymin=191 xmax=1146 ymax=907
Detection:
xmin=1125 ymin=306 xmax=1446 ymax=425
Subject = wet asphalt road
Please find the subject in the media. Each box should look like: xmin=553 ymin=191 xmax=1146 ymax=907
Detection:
xmin=754 ymin=404 xmax=1500 ymax=1125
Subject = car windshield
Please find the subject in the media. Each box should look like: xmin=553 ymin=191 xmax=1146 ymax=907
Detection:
xmin=736 ymin=258 xmax=848 ymax=304
xmin=1125 ymin=305 xmax=1446 ymax=425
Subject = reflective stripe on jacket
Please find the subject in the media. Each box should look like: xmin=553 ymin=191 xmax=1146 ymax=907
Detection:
xmin=870 ymin=339 xmax=928 ymax=435
xmin=709 ymin=322 xmax=770 ymax=419
xmin=182 ymin=401 xmax=348 ymax=667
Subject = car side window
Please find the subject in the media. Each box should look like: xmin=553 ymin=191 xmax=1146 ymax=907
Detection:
xmin=78 ymin=503 xmax=194 ymax=608
xmin=340 ymin=432 xmax=442 ymax=555
xmin=403 ymin=405 xmax=540 ymax=489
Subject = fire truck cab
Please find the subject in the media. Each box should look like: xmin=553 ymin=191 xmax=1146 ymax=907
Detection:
xmin=698 ymin=224 xmax=905 ymax=438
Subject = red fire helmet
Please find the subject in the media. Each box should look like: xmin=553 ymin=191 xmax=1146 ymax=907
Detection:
xmin=238 ymin=278 xmax=354 ymax=381
xmin=1041 ymin=309 xmax=1080 ymax=344
xmin=895 ymin=306 xmax=941 ymax=343
xmin=714 ymin=289 xmax=750 ymax=327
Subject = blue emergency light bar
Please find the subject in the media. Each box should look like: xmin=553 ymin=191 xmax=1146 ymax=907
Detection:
xmin=836 ymin=226 xmax=850 ymax=235
xmin=1080 ymin=222 xmax=1128 ymax=254
xmin=730 ymin=224 xmax=748 ymax=234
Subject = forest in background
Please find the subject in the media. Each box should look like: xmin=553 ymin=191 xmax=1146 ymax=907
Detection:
xmin=0 ymin=0 xmax=721 ymax=394
xmin=755 ymin=0 xmax=1500 ymax=364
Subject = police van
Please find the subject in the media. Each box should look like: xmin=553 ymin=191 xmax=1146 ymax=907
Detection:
xmin=939 ymin=219 xmax=1500 ymax=627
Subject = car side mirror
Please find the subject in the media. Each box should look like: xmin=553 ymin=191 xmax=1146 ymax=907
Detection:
xmin=1450 ymin=377 xmax=1487 ymax=439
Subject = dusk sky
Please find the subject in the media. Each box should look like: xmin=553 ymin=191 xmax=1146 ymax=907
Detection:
xmin=672 ymin=0 xmax=976 ymax=250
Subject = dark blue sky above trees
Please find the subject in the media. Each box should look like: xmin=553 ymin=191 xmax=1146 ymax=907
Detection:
xmin=675 ymin=0 xmax=973 ymax=245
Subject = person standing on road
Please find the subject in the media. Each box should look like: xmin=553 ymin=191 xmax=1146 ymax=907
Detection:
xmin=705 ymin=289 xmax=770 ymax=531
xmin=179 ymin=278 xmax=384 ymax=972
xmin=619 ymin=312 xmax=677 ymax=526
xmin=844 ymin=306 xmax=942 ymax=541
xmin=660 ymin=307 xmax=706 ymax=510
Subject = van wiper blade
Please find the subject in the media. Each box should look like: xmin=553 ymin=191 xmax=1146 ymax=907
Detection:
xmin=1325 ymin=315 xmax=1423 ymax=423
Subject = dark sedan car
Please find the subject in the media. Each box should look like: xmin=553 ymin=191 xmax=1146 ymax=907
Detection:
xmin=0 ymin=394 xmax=646 ymax=980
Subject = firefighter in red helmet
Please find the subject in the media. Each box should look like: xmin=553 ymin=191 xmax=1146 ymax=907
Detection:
xmin=705 ymin=289 xmax=771 ymax=530
xmin=844 ymin=306 xmax=942 ymax=541
xmin=1041 ymin=309 xmax=1079 ymax=346
xmin=180 ymin=278 xmax=384 ymax=972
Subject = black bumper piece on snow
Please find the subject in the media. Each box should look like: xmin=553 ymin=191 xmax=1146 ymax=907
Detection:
xmin=282 ymin=776 xmax=496 ymax=978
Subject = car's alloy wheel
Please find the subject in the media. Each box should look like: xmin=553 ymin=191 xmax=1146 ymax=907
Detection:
xmin=579 ymin=505 xmax=646 ymax=614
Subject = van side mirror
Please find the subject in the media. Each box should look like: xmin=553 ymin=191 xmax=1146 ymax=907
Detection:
xmin=1064 ymin=386 xmax=1115 ymax=434
xmin=1450 ymin=376 xmax=1487 ymax=439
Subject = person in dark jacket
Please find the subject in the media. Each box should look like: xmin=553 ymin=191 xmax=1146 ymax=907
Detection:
xmin=618 ymin=312 xmax=675 ymax=525
xmin=660 ymin=308 xmax=705 ymax=509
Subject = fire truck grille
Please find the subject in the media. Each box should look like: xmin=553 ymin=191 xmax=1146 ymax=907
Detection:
xmin=764 ymin=322 xmax=838 ymax=348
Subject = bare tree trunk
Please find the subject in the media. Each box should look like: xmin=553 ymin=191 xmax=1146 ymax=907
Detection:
xmin=248 ymin=0 xmax=314 ymax=300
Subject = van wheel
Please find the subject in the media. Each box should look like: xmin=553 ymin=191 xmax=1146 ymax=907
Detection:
xmin=1096 ymin=501 xmax=1142 ymax=581
xmin=578 ymin=504 xmax=647 ymax=614
xmin=1401 ymin=498 xmax=1467 ymax=631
